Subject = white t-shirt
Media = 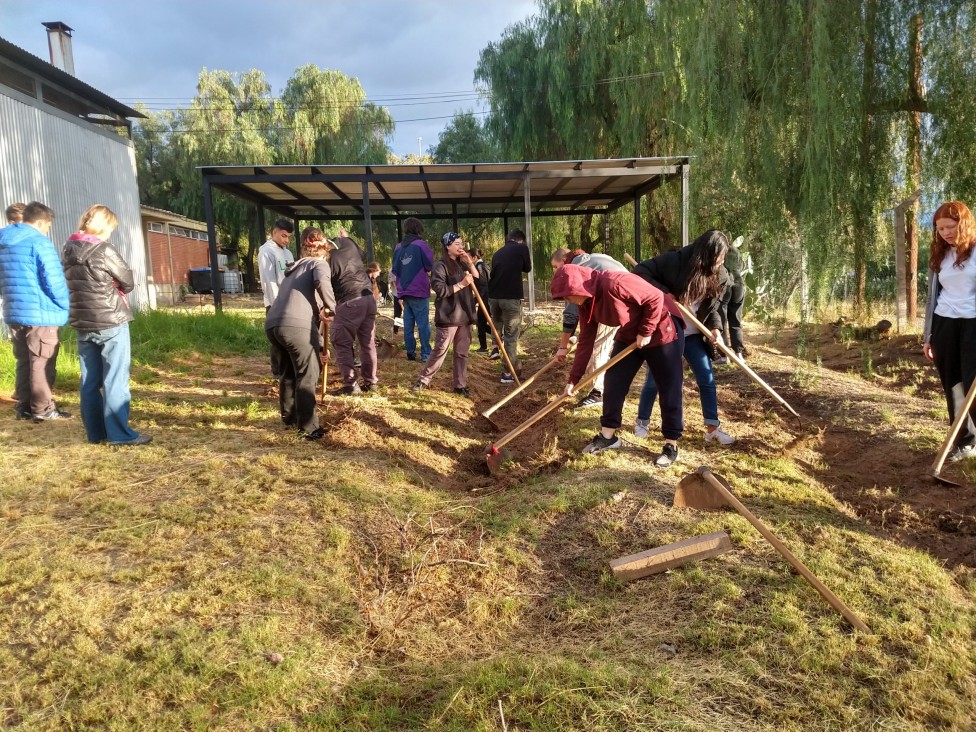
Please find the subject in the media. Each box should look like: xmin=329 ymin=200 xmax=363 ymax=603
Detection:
xmin=935 ymin=250 xmax=976 ymax=319
xmin=258 ymin=240 xmax=295 ymax=307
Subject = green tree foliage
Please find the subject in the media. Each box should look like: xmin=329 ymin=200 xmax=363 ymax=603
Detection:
xmin=473 ymin=0 xmax=976 ymax=311
xmin=431 ymin=112 xmax=498 ymax=164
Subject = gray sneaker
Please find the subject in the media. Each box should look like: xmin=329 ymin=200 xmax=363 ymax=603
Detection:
xmin=948 ymin=444 xmax=976 ymax=462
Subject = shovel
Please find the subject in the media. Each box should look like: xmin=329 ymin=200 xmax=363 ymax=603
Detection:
xmin=672 ymin=301 xmax=800 ymax=419
xmin=469 ymin=284 xmax=521 ymax=386
xmin=930 ymin=377 xmax=976 ymax=486
xmin=485 ymin=342 xmax=638 ymax=473
xmin=480 ymin=336 xmax=578 ymax=431
xmin=674 ymin=467 xmax=871 ymax=634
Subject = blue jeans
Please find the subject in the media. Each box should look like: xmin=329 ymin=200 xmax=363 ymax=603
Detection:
xmin=638 ymin=333 xmax=719 ymax=427
xmin=401 ymin=296 xmax=431 ymax=360
xmin=77 ymin=323 xmax=141 ymax=444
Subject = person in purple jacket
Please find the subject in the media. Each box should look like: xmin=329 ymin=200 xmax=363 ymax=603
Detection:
xmin=391 ymin=217 xmax=434 ymax=362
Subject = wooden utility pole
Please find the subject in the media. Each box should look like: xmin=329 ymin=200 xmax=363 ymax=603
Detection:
xmin=906 ymin=14 xmax=923 ymax=320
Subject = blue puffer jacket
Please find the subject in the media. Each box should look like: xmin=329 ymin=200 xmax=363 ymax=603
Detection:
xmin=0 ymin=223 xmax=70 ymax=326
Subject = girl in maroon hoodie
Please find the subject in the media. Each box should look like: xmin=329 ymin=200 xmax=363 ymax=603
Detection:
xmin=551 ymin=264 xmax=685 ymax=467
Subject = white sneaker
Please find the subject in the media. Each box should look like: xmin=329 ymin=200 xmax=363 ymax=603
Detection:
xmin=704 ymin=427 xmax=736 ymax=446
xmin=393 ymin=317 xmax=404 ymax=328
xmin=713 ymin=356 xmax=729 ymax=365
xmin=634 ymin=418 xmax=650 ymax=438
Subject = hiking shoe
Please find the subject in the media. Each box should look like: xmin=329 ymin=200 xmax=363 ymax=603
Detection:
xmin=14 ymin=407 xmax=30 ymax=420
xmin=32 ymin=408 xmax=72 ymax=423
xmin=454 ymin=387 xmax=471 ymax=397
xmin=406 ymin=353 xmax=417 ymax=361
xmin=654 ymin=443 xmax=679 ymax=468
xmin=712 ymin=356 xmax=729 ymax=365
xmin=575 ymin=390 xmax=603 ymax=409
xmin=500 ymin=372 xmax=515 ymax=384
xmin=489 ymin=347 xmax=500 ymax=360
xmin=412 ymin=380 xmax=428 ymax=391
xmin=110 ymin=434 xmax=153 ymax=447
xmin=361 ymin=382 xmax=378 ymax=393
xmin=353 ymin=359 xmax=362 ymax=368
xmin=949 ymin=444 xmax=976 ymax=462
xmin=582 ymin=433 xmax=621 ymax=455
xmin=634 ymin=418 xmax=650 ymax=438
xmin=330 ymin=383 xmax=362 ymax=396
xmin=735 ymin=350 xmax=748 ymax=361
xmin=474 ymin=347 xmax=489 ymax=353
xmin=393 ymin=317 xmax=404 ymax=328
xmin=301 ymin=427 xmax=326 ymax=441
xmin=704 ymin=427 xmax=736 ymax=446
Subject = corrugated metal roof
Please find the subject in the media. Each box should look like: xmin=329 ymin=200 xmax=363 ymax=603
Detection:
xmin=200 ymin=157 xmax=690 ymax=220
xmin=0 ymin=35 xmax=143 ymax=119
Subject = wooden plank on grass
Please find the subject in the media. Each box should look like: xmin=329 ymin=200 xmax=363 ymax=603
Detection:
xmin=609 ymin=531 xmax=733 ymax=581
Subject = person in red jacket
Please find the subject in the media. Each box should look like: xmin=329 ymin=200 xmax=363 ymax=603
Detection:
xmin=551 ymin=264 xmax=685 ymax=467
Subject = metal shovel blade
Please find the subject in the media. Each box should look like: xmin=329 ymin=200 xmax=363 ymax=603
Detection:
xmin=673 ymin=471 xmax=730 ymax=510
xmin=485 ymin=443 xmax=513 ymax=474
xmin=930 ymin=466 xmax=963 ymax=487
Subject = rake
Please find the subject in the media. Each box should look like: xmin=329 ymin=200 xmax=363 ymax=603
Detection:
xmin=468 ymin=284 xmax=521 ymax=386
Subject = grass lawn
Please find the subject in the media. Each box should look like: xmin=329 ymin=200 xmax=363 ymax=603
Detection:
xmin=0 ymin=303 xmax=973 ymax=730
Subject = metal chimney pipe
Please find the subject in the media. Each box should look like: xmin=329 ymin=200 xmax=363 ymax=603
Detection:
xmin=42 ymin=21 xmax=75 ymax=76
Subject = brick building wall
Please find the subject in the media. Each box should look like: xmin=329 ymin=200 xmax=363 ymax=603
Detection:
xmin=145 ymin=224 xmax=211 ymax=303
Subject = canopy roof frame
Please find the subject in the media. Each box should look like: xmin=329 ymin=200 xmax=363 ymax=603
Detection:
xmin=200 ymin=157 xmax=691 ymax=311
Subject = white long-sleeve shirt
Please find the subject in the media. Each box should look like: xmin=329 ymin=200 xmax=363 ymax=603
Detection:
xmin=258 ymin=240 xmax=295 ymax=307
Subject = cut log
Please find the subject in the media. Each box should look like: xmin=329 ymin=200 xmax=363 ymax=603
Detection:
xmin=609 ymin=531 xmax=733 ymax=581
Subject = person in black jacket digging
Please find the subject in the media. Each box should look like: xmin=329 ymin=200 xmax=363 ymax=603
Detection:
xmin=62 ymin=205 xmax=149 ymax=446
xmin=413 ymin=232 xmax=479 ymax=396
xmin=632 ymin=230 xmax=736 ymax=446
xmin=328 ymin=228 xmax=378 ymax=395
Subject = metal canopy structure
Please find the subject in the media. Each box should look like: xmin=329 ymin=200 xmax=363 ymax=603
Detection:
xmin=200 ymin=156 xmax=691 ymax=311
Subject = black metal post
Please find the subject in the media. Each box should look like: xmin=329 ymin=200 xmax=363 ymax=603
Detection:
xmin=523 ymin=174 xmax=535 ymax=312
xmin=203 ymin=178 xmax=223 ymax=312
xmin=634 ymin=193 xmax=642 ymax=263
xmin=292 ymin=217 xmax=300 ymax=258
xmin=396 ymin=217 xmax=403 ymax=242
xmin=362 ymin=180 xmax=375 ymax=262
xmin=257 ymin=206 xmax=266 ymax=245
xmin=452 ymin=204 xmax=459 ymax=233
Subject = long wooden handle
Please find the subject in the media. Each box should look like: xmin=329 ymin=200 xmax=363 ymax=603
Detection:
xmin=674 ymin=301 xmax=799 ymax=418
xmin=492 ymin=342 xmax=639 ymax=451
xmin=931 ymin=377 xmax=976 ymax=474
xmin=482 ymin=338 xmax=577 ymax=419
xmin=698 ymin=468 xmax=871 ymax=633
xmin=319 ymin=319 xmax=329 ymax=402
xmin=470 ymin=284 xmax=521 ymax=386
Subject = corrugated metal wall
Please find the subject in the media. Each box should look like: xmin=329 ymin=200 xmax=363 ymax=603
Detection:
xmin=0 ymin=91 xmax=149 ymax=309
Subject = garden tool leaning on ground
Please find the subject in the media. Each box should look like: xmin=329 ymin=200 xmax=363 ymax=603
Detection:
xmin=674 ymin=466 xmax=871 ymax=633
xmin=479 ymin=336 xmax=578 ymax=431
xmin=929 ymin=376 xmax=976 ymax=487
xmin=485 ymin=342 xmax=638 ymax=473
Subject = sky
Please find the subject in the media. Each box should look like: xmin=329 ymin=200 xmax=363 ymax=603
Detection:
xmin=0 ymin=0 xmax=537 ymax=157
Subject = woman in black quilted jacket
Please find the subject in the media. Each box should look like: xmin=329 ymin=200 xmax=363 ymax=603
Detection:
xmin=62 ymin=205 xmax=150 ymax=446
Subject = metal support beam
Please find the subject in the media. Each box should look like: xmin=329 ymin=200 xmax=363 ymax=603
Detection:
xmin=523 ymin=174 xmax=535 ymax=312
xmin=396 ymin=217 xmax=403 ymax=242
xmin=362 ymin=180 xmax=375 ymax=262
xmin=202 ymin=178 xmax=222 ymax=312
xmin=292 ymin=216 xmax=300 ymax=259
xmin=634 ymin=194 xmax=642 ymax=263
xmin=681 ymin=163 xmax=690 ymax=247
xmin=452 ymin=204 xmax=459 ymax=233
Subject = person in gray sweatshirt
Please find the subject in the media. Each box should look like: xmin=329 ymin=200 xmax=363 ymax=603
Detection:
xmin=265 ymin=230 xmax=336 ymax=440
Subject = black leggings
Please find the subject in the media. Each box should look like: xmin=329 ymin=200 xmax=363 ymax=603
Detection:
xmin=601 ymin=330 xmax=685 ymax=440
xmin=931 ymin=314 xmax=976 ymax=447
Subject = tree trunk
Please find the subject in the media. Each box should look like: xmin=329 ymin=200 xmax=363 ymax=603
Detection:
xmin=906 ymin=13 xmax=923 ymax=321
xmin=853 ymin=0 xmax=877 ymax=315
